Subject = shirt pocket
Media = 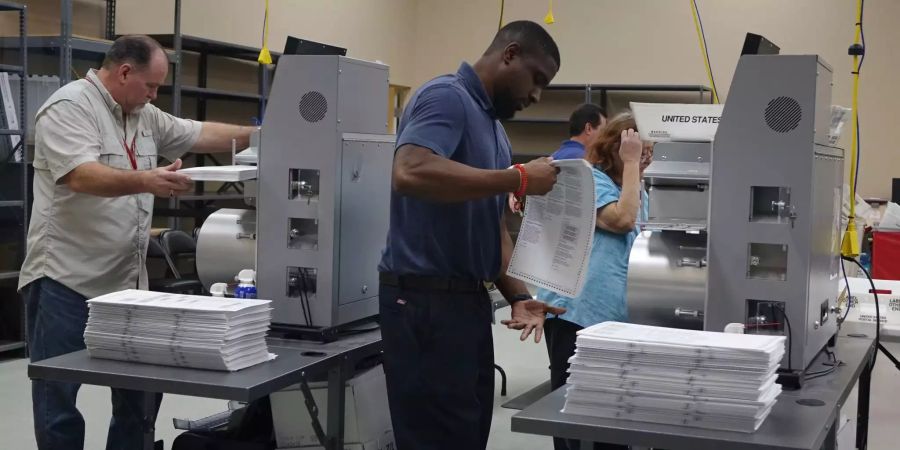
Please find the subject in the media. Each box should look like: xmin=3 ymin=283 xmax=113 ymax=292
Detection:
xmin=136 ymin=128 xmax=158 ymax=170
xmin=98 ymin=147 xmax=132 ymax=170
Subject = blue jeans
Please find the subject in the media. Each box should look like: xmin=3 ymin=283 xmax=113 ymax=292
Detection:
xmin=24 ymin=277 xmax=162 ymax=450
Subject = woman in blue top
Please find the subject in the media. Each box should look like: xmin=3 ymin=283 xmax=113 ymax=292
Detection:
xmin=536 ymin=112 xmax=652 ymax=450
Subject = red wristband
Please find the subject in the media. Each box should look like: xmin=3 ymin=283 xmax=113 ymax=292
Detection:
xmin=513 ymin=164 xmax=528 ymax=198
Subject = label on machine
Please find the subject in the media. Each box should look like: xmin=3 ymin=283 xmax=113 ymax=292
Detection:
xmin=631 ymin=102 xmax=724 ymax=143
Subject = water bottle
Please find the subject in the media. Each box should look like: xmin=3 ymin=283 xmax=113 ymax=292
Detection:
xmin=235 ymin=269 xmax=257 ymax=299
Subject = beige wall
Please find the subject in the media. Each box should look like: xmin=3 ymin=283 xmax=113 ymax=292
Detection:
xmin=115 ymin=0 xmax=418 ymax=88
xmin=1 ymin=1 xmax=107 ymax=37
xmin=413 ymin=0 xmax=899 ymax=198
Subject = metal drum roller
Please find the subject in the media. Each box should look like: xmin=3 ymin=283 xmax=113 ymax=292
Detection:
xmin=626 ymin=230 xmax=706 ymax=330
xmin=196 ymin=208 xmax=257 ymax=290
xmin=624 ymin=141 xmax=713 ymax=330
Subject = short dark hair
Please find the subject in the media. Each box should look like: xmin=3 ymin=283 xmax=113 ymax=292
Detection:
xmin=568 ymin=103 xmax=607 ymax=137
xmin=102 ymin=35 xmax=165 ymax=69
xmin=486 ymin=20 xmax=560 ymax=69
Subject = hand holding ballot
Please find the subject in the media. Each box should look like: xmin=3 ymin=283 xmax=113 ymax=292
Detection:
xmin=143 ymin=158 xmax=193 ymax=198
xmin=520 ymin=156 xmax=561 ymax=195
xmin=507 ymin=159 xmax=597 ymax=297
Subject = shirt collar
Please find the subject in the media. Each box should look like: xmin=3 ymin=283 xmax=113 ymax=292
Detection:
xmin=85 ymin=69 xmax=123 ymax=115
xmin=456 ymin=62 xmax=495 ymax=117
xmin=560 ymin=139 xmax=585 ymax=149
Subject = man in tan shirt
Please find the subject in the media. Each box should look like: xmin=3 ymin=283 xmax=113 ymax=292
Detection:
xmin=18 ymin=35 xmax=256 ymax=450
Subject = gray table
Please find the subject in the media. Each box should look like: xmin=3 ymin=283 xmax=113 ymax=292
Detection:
xmin=28 ymin=330 xmax=382 ymax=450
xmin=512 ymin=330 xmax=877 ymax=450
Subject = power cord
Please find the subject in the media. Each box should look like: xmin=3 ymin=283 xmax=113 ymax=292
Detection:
xmin=803 ymin=348 xmax=845 ymax=381
xmin=766 ymin=301 xmax=793 ymax=372
xmin=689 ymin=0 xmax=719 ymax=103
xmin=298 ymin=269 xmax=313 ymax=326
xmin=840 ymin=257 xmax=852 ymax=324
xmin=843 ymin=0 xmax=865 ymax=256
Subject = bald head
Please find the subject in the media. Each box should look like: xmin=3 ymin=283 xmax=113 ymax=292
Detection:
xmin=102 ymin=35 xmax=166 ymax=70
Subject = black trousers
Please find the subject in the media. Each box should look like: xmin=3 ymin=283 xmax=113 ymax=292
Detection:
xmin=545 ymin=318 xmax=629 ymax=450
xmin=379 ymin=284 xmax=494 ymax=450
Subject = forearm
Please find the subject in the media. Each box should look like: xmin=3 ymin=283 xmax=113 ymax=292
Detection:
xmin=617 ymin=162 xmax=641 ymax=221
xmin=393 ymin=146 xmax=519 ymax=202
xmin=496 ymin=273 xmax=531 ymax=302
xmin=191 ymin=122 xmax=256 ymax=154
xmin=63 ymin=162 xmax=146 ymax=197
xmin=496 ymin=216 xmax=531 ymax=299
xmin=596 ymin=161 xmax=642 ymax=232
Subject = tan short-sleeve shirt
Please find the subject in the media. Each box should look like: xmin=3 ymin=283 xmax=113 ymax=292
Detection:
xmin=18 ymin=69 xmax=202 ymax=299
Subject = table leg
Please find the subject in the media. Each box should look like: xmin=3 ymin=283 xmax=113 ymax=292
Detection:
xmin=142 ymin=391 xmax=157 ymax=450
xmin=856 ymin=355 xmax=873 ymax=450
xmin=326 ymin=358 xmax=348 ymax=450
xmin=823 ymin=415 xmax=838 ymax=450
xmin=299 ymin=377 xmax=328 ymax=446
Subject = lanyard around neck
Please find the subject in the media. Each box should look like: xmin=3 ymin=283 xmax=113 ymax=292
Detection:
xmin=85 ymin=76 xmax=138 ymax=170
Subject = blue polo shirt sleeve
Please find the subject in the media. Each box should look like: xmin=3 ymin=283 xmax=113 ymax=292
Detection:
xmin=593 ymin=168 xmax=621 ymax=209
xmin=395 ymin=85 xmax=465 ymax=159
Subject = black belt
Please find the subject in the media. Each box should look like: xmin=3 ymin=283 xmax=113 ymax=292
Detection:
xmin=379 ymin=272 xmax=487 ymax=294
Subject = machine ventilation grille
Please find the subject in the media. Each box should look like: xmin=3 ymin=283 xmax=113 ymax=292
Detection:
xmin=298 ymin=91 xmax=328 ymax=123
xmin=764 ymin=96 xmax=802 ymax=133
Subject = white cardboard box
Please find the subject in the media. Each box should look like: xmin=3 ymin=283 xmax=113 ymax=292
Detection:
xmin=271 ymin=365 xmax=393 ymax=449
xmin=843 ymin=277 xmax=900 ymax=337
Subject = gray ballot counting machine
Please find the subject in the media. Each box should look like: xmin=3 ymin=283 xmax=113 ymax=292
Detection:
xmin=706 ymin=54 xmax=844 ymax=372
xmin=195 ymin=55 xmax=394 ymax=337
xmin=627 ymin=54 xmax=844 ymax=374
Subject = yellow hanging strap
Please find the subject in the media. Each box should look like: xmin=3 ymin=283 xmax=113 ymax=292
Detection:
xmin=689 ymin=0 xmax=718 ymax=104
xmin=842 ymin=0 xmax=864 ymax=257
xmin=257 ymin=0 xmax=273 ymax=65
xmin=498 ymin=0 xmax=505 ymax=31
xmin=544 ymin=0 xmax=555 ymax=25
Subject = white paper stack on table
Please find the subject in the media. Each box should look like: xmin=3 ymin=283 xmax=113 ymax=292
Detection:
xmin=84 ymin=289 xmax=276 ymax=371
xmin=563 ymin=322 xmax=785 ymax=433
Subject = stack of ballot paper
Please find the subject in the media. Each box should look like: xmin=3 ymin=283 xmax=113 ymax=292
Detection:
xmin=83 ymin=290 xmax=276 ymax=371
xmin=563 ymin=322 xmax=786 ymax=433
xmin=177 ymin=165 xmax=257 ymax=182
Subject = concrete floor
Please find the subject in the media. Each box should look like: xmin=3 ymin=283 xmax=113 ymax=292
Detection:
xmin=1 ymin=322 xmax=899 ymax=449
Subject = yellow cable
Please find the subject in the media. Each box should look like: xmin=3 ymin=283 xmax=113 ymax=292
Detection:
xmin=842 ymin=0 xmax=863 ymax=257
xmin=689 ymin=0 xmax=719 ymax=104
xmin=257 ymin=0 xmax=273 ymax=65
xmin=498 ymin=0 xmax=505 ymax=31
xmin=545 ymin=0 xmax=555 ymax=25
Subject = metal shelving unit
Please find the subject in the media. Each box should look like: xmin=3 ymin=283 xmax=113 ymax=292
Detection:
xmin=148 ymin=33 xmax=278 ymax=115
xmin=0 ymin=1 xmax=27 ymax=356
